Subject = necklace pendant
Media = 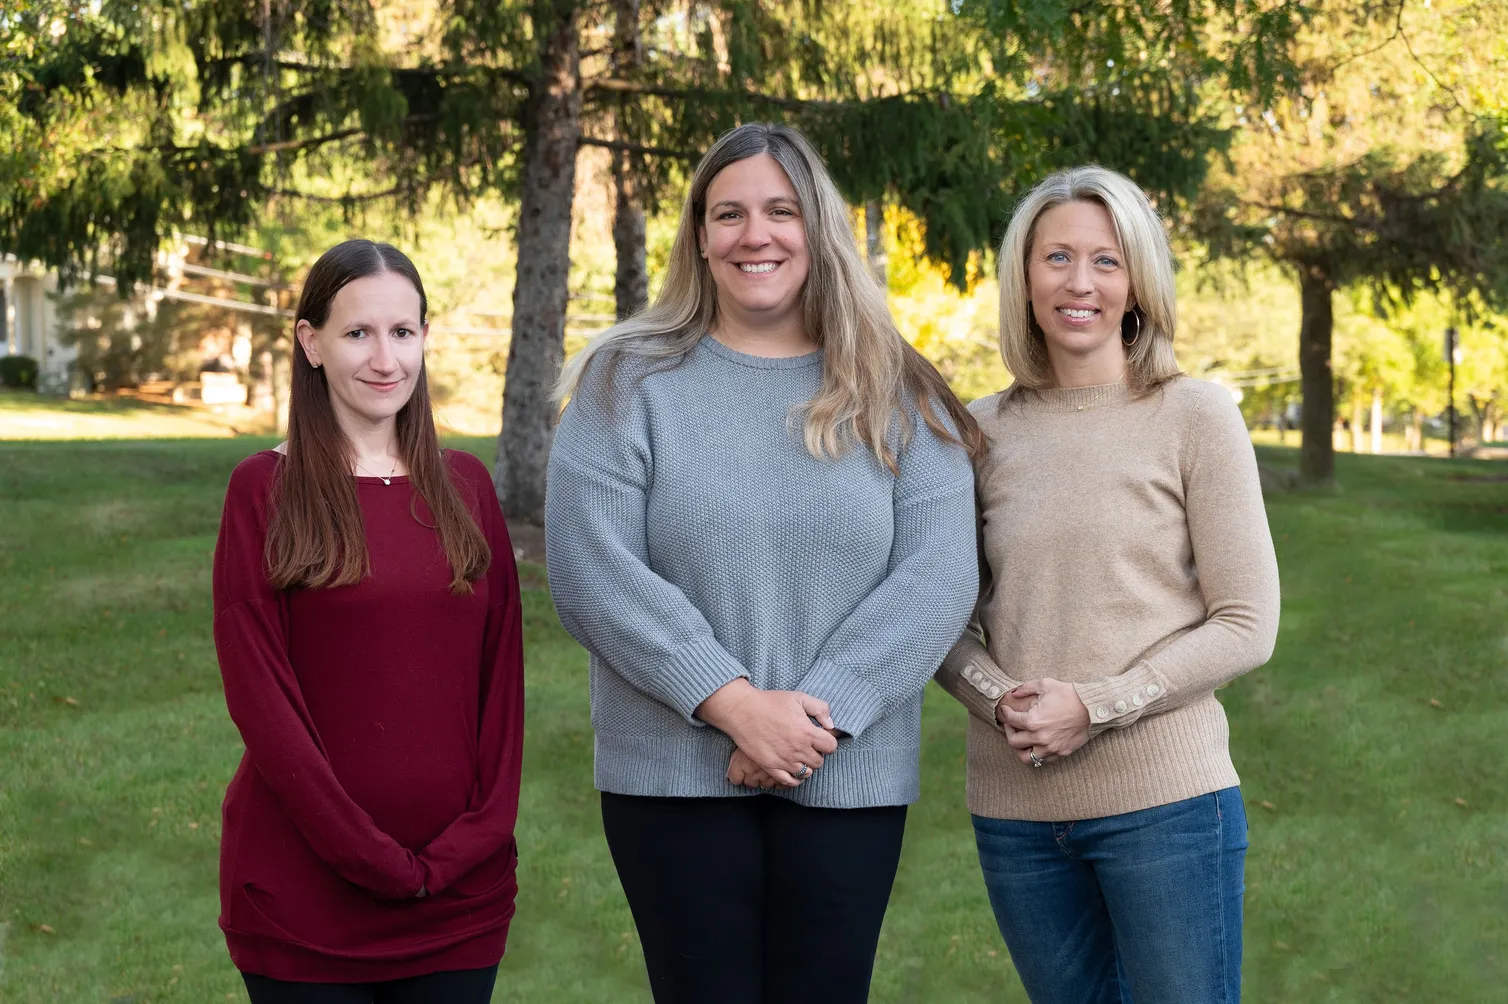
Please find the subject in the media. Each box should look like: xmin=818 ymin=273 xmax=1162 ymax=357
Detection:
xmin=380 ymin=476 xmax=392 ymax=485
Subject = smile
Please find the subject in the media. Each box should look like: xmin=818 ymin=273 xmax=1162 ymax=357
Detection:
xmin=737 ymin=262 xmax=780 ymax=274
xmin=362 ymin=379 xmax=402 ymax=392
xmin=1058 ymin=307 xmax=1099 ymax=319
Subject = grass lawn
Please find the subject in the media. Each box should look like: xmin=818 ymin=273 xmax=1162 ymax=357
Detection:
xmin=0 ymin=436 xmax=1504 ymax=1002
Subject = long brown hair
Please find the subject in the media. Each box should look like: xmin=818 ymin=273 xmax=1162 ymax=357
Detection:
xmin=265 ymin=239 xmax=489 ymax=594
xmin=555 ymin=123 xmax=985 ymax=469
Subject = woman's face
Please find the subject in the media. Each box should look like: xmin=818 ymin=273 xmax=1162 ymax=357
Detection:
xmin=1026 ymin=199 xmax=1134 ymax=365
xmin=296 ymin=272 xmax=427 ymax=429
xmin=697 ymin=153 xmax=811 ymax=327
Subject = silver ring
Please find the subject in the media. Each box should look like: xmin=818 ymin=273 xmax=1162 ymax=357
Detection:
xmin=794 ymin=763 xmax=811 ymax=780
xmin=1029 ymin=751 xmax=1045 ymax=769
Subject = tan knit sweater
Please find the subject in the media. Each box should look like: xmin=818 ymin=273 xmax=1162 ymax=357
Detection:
xmin=934 ymin=377 xmax=1280 ymax=821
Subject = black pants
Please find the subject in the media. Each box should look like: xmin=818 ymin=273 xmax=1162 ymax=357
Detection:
xmin=242 ymin=965 xmax=498 ymax=1004
xmin=601 ymin=792 xmax=909 ymax=1004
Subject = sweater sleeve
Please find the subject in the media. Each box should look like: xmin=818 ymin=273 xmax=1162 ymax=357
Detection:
xmin=417 ymin=457 xmax=526 ymax=896
xmin=545 ymin=364 xmax=750 ymax=725
xmin=1071 ymin=389 xmax=1281 ymax=736
xmin=212 ymin=457 xmax=426 ymax=900
xmin=934 ymin=631 xmax=1023 ymax=730
xmin=933 ymin=490 xmax=1021 ymax=728
xmin=795 ymin=414 xmax=978 ymax=738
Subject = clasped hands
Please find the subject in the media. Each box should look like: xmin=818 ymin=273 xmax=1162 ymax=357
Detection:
xmin=696 ymin=679 xmax=839 ymax=790
xmin=994 ymin=678 xmax=1092 ymax=767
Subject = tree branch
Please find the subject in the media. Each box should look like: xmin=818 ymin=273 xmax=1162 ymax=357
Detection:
xmin=1324 ymin=1 xmax=1404 ymax=74
xmin=246 ymin=127 xmax=364 ymax=156
xmin=578 ymin=136 xmax=695 ymax=160
xmin=200 ymin=52 xmax=536 ymax=89
xmin=583 ymin=76 xmax=845 ymax=110
xmin=245 ymin=114 xmax=439 ymax=155
xmin=268 ymin=186 xmax=407 ymax=204
xmin=1242 ymin=200 xmax=1379 ymax=229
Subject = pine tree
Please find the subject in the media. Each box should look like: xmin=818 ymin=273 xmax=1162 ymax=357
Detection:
xmin=0 ymin=0 xmax=1303 ymax=518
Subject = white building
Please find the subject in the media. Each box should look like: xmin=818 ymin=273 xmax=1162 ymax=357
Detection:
xmin=1 ymin=257 xmax=74 ymax=392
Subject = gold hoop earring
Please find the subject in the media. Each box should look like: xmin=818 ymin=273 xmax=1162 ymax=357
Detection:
xmin=1122 ymin=309 xmax=1142 ymax=347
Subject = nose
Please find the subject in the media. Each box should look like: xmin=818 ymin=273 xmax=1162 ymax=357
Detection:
xmin=369 ymin=333 xmax=399 ymax=374
xmin=1066 ymin=259 xmax=1095 ymax=295
xmin=740 ymin=214 xmax=771 ymax=249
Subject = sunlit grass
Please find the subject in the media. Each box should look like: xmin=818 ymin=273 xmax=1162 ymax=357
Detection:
xmin=1 ymin=437 xmax=1504 ymax=1002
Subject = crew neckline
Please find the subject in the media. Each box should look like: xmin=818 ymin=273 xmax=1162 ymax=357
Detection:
xmin=1021 ymin=381 xmax=1133 ymax=413
xmin=697 ymin=333 xmax=824 ymax=370
xmin=258 ymin=449 xmax=413 ymax=484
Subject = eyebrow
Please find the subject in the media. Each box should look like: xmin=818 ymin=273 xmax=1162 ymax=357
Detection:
xmin=709 ymin=196 xmax=799 ymax=212
xmin=1042 ymin=242 xmax=1123 ymax=255
xmin=342 ymin=318 xmax=421 ymax=330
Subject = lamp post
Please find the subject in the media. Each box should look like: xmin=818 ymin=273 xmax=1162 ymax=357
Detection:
xmin=1444 ymin=326 xmax=1459 ymax=459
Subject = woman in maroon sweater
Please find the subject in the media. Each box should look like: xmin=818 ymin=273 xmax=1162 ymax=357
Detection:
xmin=212 ymin=240 xmax=524 ymax=1003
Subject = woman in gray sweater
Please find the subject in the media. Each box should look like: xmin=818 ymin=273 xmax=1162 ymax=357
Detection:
xmin=544 ymin=123 xmax=984 ymax=1004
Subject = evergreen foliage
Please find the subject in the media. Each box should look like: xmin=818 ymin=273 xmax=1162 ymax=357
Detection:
xmin=1 ymin=0 xmax=1305 ymax=516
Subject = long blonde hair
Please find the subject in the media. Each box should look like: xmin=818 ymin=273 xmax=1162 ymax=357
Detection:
xmin=997 ymin=166 xmax=1180 ymax=391
xmin=554 ymin=122 xmax=984 ymax=470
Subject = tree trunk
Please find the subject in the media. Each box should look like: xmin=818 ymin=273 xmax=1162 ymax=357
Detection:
xmin=612 ymin=0 xmax=648 ymax=321
xmin=494 ymin=9 xmax=582 ymax=523
xmin=865 ymin=199 xmax=887 ymax=290
xmin=1298 ymin=264 xmax=1335 ymax=484
xmin=1370 ymin=387 xmax=1383 ymax=454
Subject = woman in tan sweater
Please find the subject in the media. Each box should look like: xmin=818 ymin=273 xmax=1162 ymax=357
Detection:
xmin=936 ymin=166 xmax=1280 ymax=1004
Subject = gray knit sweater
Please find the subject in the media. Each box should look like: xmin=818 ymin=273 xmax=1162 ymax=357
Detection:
xmin=544 ymin=335 xmax=977 ymax=808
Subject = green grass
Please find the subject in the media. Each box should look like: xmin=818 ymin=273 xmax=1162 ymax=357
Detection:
xmin=0 ymin=437 xmax=1504 ymax=1002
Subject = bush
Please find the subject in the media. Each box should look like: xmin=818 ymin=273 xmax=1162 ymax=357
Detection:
xmin=0 ymin=354 xmax=39 ymax=389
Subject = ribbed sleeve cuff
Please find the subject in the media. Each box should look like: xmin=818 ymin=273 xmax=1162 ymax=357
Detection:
xmin=797 ymin=659 xmax=887 ymax=738
xmin=935 ymin=642 xmax=1018 ymax=731
xmin=1072 ymin=662 xmax=1168 ymax=737
xmin=661 ymin=635 xmax=750 ymax=726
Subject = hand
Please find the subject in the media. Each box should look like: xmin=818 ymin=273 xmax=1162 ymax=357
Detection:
xmin=997 ymin=678 xmax=1091 ymax=767
xmin=696 ymin=680 xmax=838 ymax=787
xmin=727 ymin=748 xmax=779 ymax=789
xmin=994 ymin=688 xmax=1036 ymax=727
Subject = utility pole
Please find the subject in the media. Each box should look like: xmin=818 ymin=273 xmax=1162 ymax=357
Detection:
xmin=1445 ymin=326 xmax=1459 ymax=459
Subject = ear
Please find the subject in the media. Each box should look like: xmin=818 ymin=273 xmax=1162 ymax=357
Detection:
xmin=295 ymin=319 xmax=322 ymax=368
xmin=696 ymin=224 xmax=708 ymax=259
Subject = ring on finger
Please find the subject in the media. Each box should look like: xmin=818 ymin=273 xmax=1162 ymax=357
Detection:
xmin=1029 ymin=750 xmax=1045 ymax=769
xmin=793 ymin=763 xmax=812 ymax=780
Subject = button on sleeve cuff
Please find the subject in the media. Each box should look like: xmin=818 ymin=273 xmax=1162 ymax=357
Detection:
xmin=935 ymin=638 xmax=1021 ymax=731
xmin=1072 ymin=662 xmax=1167 ymax=737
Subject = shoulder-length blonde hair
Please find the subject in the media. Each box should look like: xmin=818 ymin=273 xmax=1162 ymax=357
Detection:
xmin=554 ymin=122 xmax=984 ymax=470
xmin=997 ymin=166 xmax=1180 ymax=391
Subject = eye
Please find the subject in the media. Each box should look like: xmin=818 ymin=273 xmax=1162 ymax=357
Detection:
xmin=393 ymin=328 xmax=414 ymax=339
xmin=1095 ymin=255 xmax=1121 ymax=268
xmin=1046 ymin=251 xmax=1070 ymax=264
xmin=345 ymin=328 xmax=367 ymax=339
xmin=771 ymin=207 xmax=795 ymax=217
xmin=717 ymin=210 xmax=741 ymax=221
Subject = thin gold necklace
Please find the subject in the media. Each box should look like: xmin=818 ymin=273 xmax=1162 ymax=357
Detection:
xmin=355 ymin=457 xmax=399 ymax=485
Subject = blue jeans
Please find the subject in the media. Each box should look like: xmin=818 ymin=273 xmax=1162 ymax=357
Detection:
xmin=973 ymin=787 xmax=1247 ymax=1004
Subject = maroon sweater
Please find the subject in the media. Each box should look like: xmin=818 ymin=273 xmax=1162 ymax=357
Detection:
xmin=212 ymin=449 xmax=524 ymax=982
